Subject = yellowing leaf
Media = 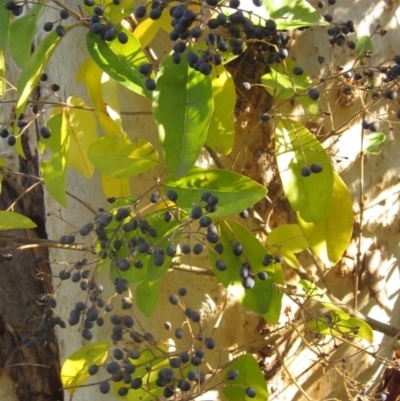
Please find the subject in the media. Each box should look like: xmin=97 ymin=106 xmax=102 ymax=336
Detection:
xmin=205 ymin=66 xmax=235 ymax=155
xmin=297 ymin=172 xmax=353 ymax=267
xmin=266 ymin=224 xmax=309 ymax=268
xmin=65 ymin=97 xmax=97 ymax=178
xmin=40 ymin=112 xmax=69 ymax=207
xmin=134 ymin=18 xmax=159 ymax=48
xmin=101 ymin=173 xmax=130 ymax=198
xmin=77 ymin=58 xmax=123 ymax=138
xmin=88 ymin=135 xmax=158 ymax=178
xmin=0 ymin=211 xmax=36 ymax=230
xmin=61 ymin=341 xmax=111 ymax=394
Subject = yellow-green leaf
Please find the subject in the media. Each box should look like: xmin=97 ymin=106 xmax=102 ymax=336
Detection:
xmin=101 ymin=173 xmax=130 ymax=198
xmin=65 ymin=96 xmax=97 ymax=178
xmin=61 ymin=341 xmax=111 ymax=394
xmin=40 ymin=111 xmax=69 ymax=206
xmin=103 ymin=0 xmax=133 ymax=23
xmin=205 ymin=66 xmax=235 ymax=155
xmin=77 ymin=58 xmax=123 ymax=138
xmin=355 ymin=36 xmax=373 ymax=59
xmin=88 ymin=135 xmax=158 ymax=178
xmin=297 ymin=172 xmax=353 ymax=267
xmin=0 ymin=211 xmax=36 ymax=230
xmin=266 ymin=224 xmax=309 ymax=268
xmin=275 ymin=118 xmax=334 ymax=223
xmin=134 ymin=18 xmax=159 ymax=49
xmin=86 ymin=28 xmax=151 ymax=98
xmin=307 ymin=316 xmax=373 ymax=343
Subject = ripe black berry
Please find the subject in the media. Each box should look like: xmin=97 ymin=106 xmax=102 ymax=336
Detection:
xmin=308 ymin=88 xmax=320 ymax=100
xmin=227 ymin=369 xmax=239 ymax=380
xmin=60 ymin=9 xmax=69 ymax=19
xmin=99 ymin=381 xmax=110 ymax=394
xmin=215 ymin=260 xmax=227 ymax=271
xmin=205 ymin=337 xmax=215 ymax=349
xmin=169 ymin=294 xmax=179 ymax=305
xmin=369 ymin=121 xmax=379 ymax=132
xmin=191 ymin=206 xmax=203 ymax=219
xmin=118 ymin=32 xmax=129 ymax=45
xmin=245 ymin=387 xmax=257 ymax=398
xmin=145 ymin=78 xmax=156 ymax=91
xmin=242 ymin=276 xmax=255 ymax=289
xmin=261 ymin=113 xmax=270 ymax=122
xmin=4 ymin=1 xmax=16 ymax=10
xmin=7 ymin=136 xmax=16 ymax=146
xmin=293 ymin=66 xmax=304 ymax=75
xmin=310 ymin=163 xmax=323 ymax=173
xmin=385 ymin=89 xmax=397 ymax=100
xmin=301 ymin=166 xmax=312 ymax=177
xmin=55 ymin=25 xmax=65 ymax=37
xmin=175 ymin=328 xmax=184 ymax=339
xmin=257 ymin=271 xmax=268 ymax=280
xmin=135 ymin=5 xmax=146 ymax=18
xmin=43 ymin=22 xmax=53 ymax=32
xmin=40 ymin=127 xmax=51 ymax=139
xmin=0 ymin=129 xmax=9 ymax=138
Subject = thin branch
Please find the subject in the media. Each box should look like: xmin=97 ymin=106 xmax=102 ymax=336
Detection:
xmin=0 ymin=363 xmax=49 ymax=370
xmin=0 ymin=234 xmax=90 ymax=252
xmin=170 ymin=263 xmax=215 ymax=276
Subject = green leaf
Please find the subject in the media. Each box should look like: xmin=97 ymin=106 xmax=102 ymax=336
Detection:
xmin=298 ymin=280 xmax=350 ymax=319
xmin=61 ymin=341 xmax=111 ymax=393
xmin=261 ymin=58 xmax=312 ymax=100
xmin=0 ymin=211 xmax=36 ymax=230
xmin=355 ymin=36 xmax=373 ymax=59
xmin=275 ymin=118 xmax=333 ymax=223
xmin=205 ymin=65 xmax=235 ymax=155
xmin=88 ymin=135 xmax=158 ymax=178
xmin=40 ymin=112 xmax=69 ymax=207
xmin=261 ymin=58 xmax=318 ymax=115
xmin=363 ymin=132 xmax=386 ymax=155
xmin=297 ymin=172 xmax=353 ymax=266
xmin=0 ymin=0 xmax=11 ymax=50
xmin=65 ymin=96 xmax=97 ymax=178
xmin=9 ymin=3 xmax=45 ymax=69
xmin=265 ymin=224 xmax=309 ymax=268
xmin=86 ymin=28 xmax=151 ymax=98
xmin=136 ymin=279 xmax=160 ymax=317
xmin=16 ymin=30 xmax=65 ymax=115
xmin=307 ymin=315 xmax=373 ymax=343
xmin=165 ymin=166 xmax=267 ymax=217
xmin=265 ymin=0 xmax=328 ymax=29
xmin=0 ymin=0 xmax=12 ymax=96
xmin=209 ymin=219 xmax=283 ymax=322
xmin=153 ymin=54 xmax=213 ymax=180
xmin=223 ymin=354 xmax=268 ymax=401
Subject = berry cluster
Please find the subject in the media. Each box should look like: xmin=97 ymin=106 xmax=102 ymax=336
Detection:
xmin=85 ymin=288 xmax=221 ymax=399
xmin=14 ymin=294 xmax=65 ymax=355
xmin=84 ymin=0 xmax=129 ymax=44
xmin=135 ymin=0 xmax=284 ymax=89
